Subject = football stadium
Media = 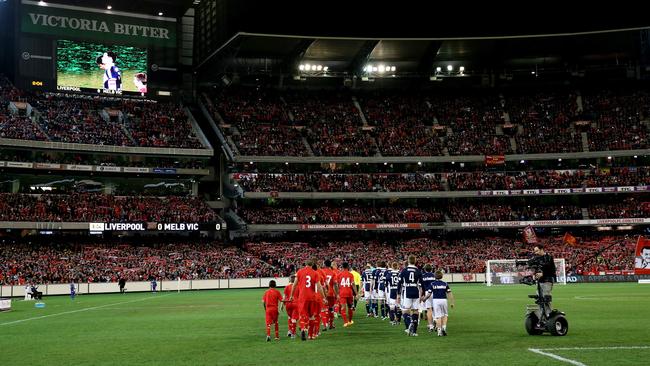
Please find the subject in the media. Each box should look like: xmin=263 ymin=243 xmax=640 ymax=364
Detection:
xmin=1 ymin=1 xmax=650 ymax=365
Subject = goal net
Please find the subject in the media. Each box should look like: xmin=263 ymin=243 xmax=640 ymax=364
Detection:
xmin=485 ymin=258 xmax=566 ymax=286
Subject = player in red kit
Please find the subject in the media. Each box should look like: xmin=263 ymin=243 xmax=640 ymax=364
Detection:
xmin=289 ymin=258 xmax=327 ymax=341
xmin=337 ymin=262 xmax=357 ymax=327
xmin=283 ymin=274 xmax=299 ymax=338
xmin=262 ymin=280 xmax=283 ymax=342
xmin=320 ymin=259 xmax=339 ymax=330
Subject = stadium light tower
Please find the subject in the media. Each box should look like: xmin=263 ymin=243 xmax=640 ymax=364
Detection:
xmin=363 ymin=63 xmax=397 ymax=77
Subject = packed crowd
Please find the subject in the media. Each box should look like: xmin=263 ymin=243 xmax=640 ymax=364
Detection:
xmin=0 ymin=76 xmax=48 ymax=141
xmin=34 ymin=96 xmax=134 ymax=146
xmin=233 ymin=168 xmax=650 ymax=193
xmin=238 ymin=206 xmax=444 ymax=224
xmin=288 ymin=91 xmax=376 ymax=157
xmin=235 ymin=173 xmax=442 ymax=192
xmin=208 ymin=87 xmax=650 ymax=157
xmin=243 ymin=234 xmax=636 ymax=276
xmin=448 ymin=203 xmax=583 ymax=222
xmin=446 ymin=167 xmax=650 ymax=191
xmin=0 ymin=193 xmax=218 ymax=223
xmin=585 ymin=91 xmax=650 ymax=151
xmin=2 ymin=234 xmax=634 ymax=285
xmin=0 ymin=77 xmax=206 ymax=149
xmin=124 ymin=101 xmax=204 ymax=148
xmin=508 ymin=92 xmax=583 ymax=154
xmin=588 ymin=197 xmax=650 ymax=219
xmin=0 ymin=241 xmax=277 ymax=285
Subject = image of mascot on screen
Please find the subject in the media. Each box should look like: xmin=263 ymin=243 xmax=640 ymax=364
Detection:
xmin=57 ymin=40 xmax=148 ymax=94
xmin=133 ymin=73 xmax=147 ymax=94
xmin=96 ymin=52 xmax=122 ymax=91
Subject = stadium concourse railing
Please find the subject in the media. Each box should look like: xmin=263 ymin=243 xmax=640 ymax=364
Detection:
xmin=0 ymin=222 xmax=226 ymax=231
xmin=0 ymin=138 xmax=213 ymax=157
xmin=246 ymin=218 xmax=650 ymax=232
xmin=1 ymin=219 xmax=647 ymax=231
xmin=232 ymin=148 xmax=650 ymax=164
xmin=0 ymin=273 xmax=486 ymax=298
xmin=240 ymin=186 xmax=649 ymax=199
xmin=0 ymin=160 xmax=211 ymax=176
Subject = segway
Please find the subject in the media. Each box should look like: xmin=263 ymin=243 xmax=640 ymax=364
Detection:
xmin=522 ymin=276 xmax=568 ymax=336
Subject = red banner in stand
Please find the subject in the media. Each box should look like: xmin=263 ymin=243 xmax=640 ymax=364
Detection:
xmin=298 ymin=223 xmax=423 ymax=230
xmin=523 ymin=225 xmax=538 ymax=244
xmin=485 ymin=155 xmax=505 ymax=166
xmin=634 ymin=236 xmax=650 ymax=275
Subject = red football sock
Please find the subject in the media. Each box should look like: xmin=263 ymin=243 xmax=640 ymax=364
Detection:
xmin=348 ymin=309 xmax=354 ymax=321
xmin=266 ymin=324 xmax=271 ymax=337
xmin=274 ymin=323 xmax=279 ymax=338
xmin=341 ymin=308 xmax=349 ymax=323
xmin=299 ymin=316 xmax=308 ymax=331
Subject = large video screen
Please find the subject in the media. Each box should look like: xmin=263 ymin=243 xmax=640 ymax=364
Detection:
xmin=56 ymin=40 xmax=148 ymax=96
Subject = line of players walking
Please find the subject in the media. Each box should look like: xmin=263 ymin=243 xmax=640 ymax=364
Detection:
xmin=262 ymin=255 xmax=454 ymax=341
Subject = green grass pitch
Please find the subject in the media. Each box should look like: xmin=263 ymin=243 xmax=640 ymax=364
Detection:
xmin=1 ymin=283 xmax=649 ymax=366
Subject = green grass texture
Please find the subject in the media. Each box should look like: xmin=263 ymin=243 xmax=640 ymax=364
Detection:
xmin=1 ymin=283 xmax=649 ymax=366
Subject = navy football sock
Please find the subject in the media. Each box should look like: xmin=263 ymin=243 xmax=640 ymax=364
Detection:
xmin=411 ymin=314 xmax=419 ymax=334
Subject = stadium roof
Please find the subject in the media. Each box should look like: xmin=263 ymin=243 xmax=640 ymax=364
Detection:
xmin=40 ymin=0 xmax=195 ymax=18
xmin=196 ymin=28 xmax=644 ymax=79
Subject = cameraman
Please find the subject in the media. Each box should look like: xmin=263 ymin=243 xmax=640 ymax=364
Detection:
xmin=532 ymin=244 xmax=556 ymax=317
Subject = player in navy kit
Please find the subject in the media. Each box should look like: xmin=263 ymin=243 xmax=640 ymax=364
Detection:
xmin=421 ymin=270 xmax=455 ymax=336
xmin=385 ymin=262 xmax=402 ymax=325
xmin=371 ymin=262 xmax=387 ymax=319
xmin=397 ymin=255 xmax=422 ymax=336
xmin=361 ymin=264 xmax=375 ymax=317
xmin=419 ymin=264 xmax=436 ymax=332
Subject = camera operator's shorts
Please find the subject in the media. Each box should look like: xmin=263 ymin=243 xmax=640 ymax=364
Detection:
xmin=433 ymin=299 xmax=448 ymax=318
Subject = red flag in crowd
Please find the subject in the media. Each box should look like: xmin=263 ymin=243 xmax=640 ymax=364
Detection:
xmin=563 ymin=232 xmax=577 ymax=247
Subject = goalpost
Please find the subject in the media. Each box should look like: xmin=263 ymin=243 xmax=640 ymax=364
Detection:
xmin=485 ymin=259 xmax=566 ymax=286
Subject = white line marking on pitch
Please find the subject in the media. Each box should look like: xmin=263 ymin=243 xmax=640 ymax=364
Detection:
xmin=528 ymin=346 xmax=650 ymax=366
xmin=0 ymin=293 xmax=173 ymax=326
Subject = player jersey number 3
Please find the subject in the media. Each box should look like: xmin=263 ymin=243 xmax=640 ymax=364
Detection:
xmin=305 ymin=275 xmax=311 ymax=288
xmin=340 ymin=277 xmax=351 ymax=287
